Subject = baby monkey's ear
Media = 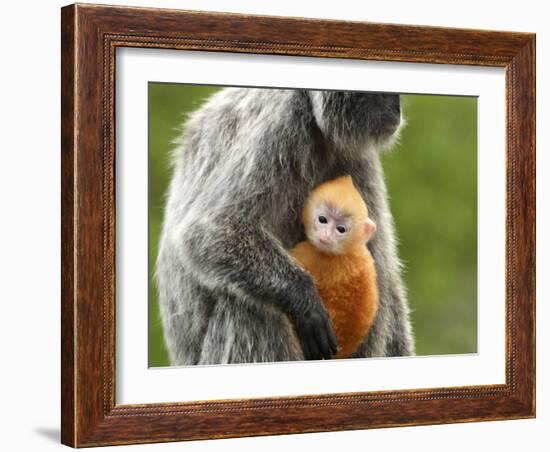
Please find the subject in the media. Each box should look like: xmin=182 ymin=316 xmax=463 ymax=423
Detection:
xmin=364 ymin=218 xmax=377 ymax=242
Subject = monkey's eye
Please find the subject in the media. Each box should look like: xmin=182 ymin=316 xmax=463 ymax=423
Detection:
xmin=318 ymin=215 xmax=328 ymax=224
xmin=336 ymin=226 xmax=346 ymax=234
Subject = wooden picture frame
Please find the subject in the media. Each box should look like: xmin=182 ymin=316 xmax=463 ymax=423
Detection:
xmin=61 ymin=3 xmax=535 ymax=447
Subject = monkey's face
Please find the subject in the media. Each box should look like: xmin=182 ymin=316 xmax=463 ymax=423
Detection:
xmin=306 ymin=202 xmax=377 ymax=255
xmin=361 ymin=93 xmax=402 ymax=146
xmin=309 ymin=91 xmax=402 ymax=151
xmin=307 ymin=204 xmax=355 ymax=255
xmin=376 ymin=94 xmax=402 ymax=136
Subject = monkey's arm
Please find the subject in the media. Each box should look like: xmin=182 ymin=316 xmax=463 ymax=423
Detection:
xmin=178 ymin=216 xmax=338 ymax=361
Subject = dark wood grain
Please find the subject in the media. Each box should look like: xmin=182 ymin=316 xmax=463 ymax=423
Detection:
xmin=60 ymin=5 xmax=76 ymax=446
xmin=61 ymin=3 xmax=536 ymax=447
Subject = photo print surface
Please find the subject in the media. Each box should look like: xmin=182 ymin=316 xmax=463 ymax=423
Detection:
xmin=148 ymin=84 xmax=477 ymax=368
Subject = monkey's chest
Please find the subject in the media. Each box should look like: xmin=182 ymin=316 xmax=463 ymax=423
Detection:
xmin=316 ymin=268 xmax=379 ymax=358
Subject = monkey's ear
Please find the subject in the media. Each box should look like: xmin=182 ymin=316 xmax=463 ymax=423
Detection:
xmin=364 ymin=218 xmax=377 ymax=242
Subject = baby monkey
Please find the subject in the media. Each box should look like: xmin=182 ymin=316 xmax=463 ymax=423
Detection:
xmin=290 ymin=176 xmax=379 ymax=358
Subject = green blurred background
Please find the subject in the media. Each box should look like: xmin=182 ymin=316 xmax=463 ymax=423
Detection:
xmin=148 ymin=84 xmax=477 ymax=367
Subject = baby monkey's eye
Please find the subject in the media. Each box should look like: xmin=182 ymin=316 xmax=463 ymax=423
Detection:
xmin=318 ymin=215 xmax=328 ymax=224
xmin=336 ymin=226 xmax=346 ymax=234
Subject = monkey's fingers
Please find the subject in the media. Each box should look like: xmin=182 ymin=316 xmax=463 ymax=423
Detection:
xmin=304 ymin=334 xmax=321 ymax=361
xmin=315 ymin=327 xmax=335 ymax=360
xmin=327 ymin=327 xmax=339 ymax=356
xmin=314 ymin=331 xmax=329 ymax=359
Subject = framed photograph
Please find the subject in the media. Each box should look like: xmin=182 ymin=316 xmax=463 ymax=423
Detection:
xmin=61 ymin=3 xmax=535 ymax=447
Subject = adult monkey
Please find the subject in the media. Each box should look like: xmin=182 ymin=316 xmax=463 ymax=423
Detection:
xmin=156 ymin=88 xmax=414 ymax=365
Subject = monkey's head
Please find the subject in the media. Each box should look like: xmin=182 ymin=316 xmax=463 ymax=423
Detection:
xmin=309 ymin=91 xmax=402 ymax=152
xmin=302 ymin=176 xmax=376 ymax=255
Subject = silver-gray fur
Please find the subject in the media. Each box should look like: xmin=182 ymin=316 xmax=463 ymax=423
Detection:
xmin=156 ymin=88 xmax=414 ymax=365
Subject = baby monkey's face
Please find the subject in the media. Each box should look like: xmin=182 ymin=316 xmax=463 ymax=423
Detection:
xmin=308 ymin=203 xmax=376 ymax=255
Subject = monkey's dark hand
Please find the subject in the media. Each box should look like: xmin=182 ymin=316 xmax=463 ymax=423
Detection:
xmin=292 ymin=299 xmax=338 ymax=360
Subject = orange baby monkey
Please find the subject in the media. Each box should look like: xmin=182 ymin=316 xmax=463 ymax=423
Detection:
xmin=290 ymin=176 xmax=378 ymax=358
